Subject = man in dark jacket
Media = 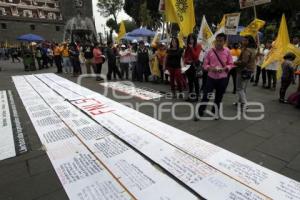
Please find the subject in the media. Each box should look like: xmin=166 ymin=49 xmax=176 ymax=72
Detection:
xmin=137 ymin=41 xmax=151 ymax=82
xmin=106 ymin=42 xmax=121 ymax=80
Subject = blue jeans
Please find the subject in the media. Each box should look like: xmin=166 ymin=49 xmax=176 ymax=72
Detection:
xmin=62 ymin=57 xmax=72 ymax=73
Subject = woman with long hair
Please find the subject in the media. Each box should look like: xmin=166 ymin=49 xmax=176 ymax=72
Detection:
xmin=164 ymin=37 xmax=184 ymax=97
xmin=234 ymin=35 xmax=257 ymax=110
xmin=184 ymin=33 xmax=202 ymax=102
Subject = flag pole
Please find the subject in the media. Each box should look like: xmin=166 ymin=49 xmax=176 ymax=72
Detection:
xmin=253 ymin=1 xmax=261 ymax=49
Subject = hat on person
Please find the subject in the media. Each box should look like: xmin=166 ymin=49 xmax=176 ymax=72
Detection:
xmin=283 ymin=52 xmax=296 ymax=61
xmin=132 ymin=39 xmax=138 ymax=44
xmin=121 ymin=44 xmax=126 ymax=48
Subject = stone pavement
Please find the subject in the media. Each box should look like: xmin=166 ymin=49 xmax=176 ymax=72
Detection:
xmin=0 ymin=60 xmax=299 ymax=200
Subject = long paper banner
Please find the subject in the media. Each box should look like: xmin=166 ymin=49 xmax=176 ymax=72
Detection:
xmin=35 ymin=73 xmax=300 ymax=200
xmin=0 ymin=91 xmax=16 ymax=160
xmin=13 ymin=75 xmax=198 ymax=200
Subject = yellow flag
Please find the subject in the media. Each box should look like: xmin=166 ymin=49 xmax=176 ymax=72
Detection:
xmin=262 ymin=14 xmax=300 ymax=78
xmin=117 ymin=21 xmax=126 ymax=42
xmin=165 ymin=0 xmax=196 ymax=36
xmin=262 ymin=15 xmax=290 ymax=69
xmin=240 ymin=18 xmax=266 ymax=38
xmin=178 ymin=31 xmax=185 ymax=48
xmin=217 ymin=15 xmax=226 ymax=31
xmin=287 ymin=44 xmax=300 ymax=67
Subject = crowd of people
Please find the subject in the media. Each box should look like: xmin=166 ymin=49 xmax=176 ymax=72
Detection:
xmin=1 ymin=34 xmax=300 ymax=117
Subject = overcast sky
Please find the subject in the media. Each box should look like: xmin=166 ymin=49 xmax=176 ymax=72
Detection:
xmin=92 ymin=0 xmax=131 ymax=33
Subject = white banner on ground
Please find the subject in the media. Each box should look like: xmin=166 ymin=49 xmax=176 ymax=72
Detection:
xmin=240 ymin=0 xmax=271 ymax=9
xmin=0 ymin=91 xmax=16 ymax=161
xmin=38 ymin=73 xmax=300 ymax=200
xmin=224 ymin=13 xmax=241 ymax=35
xmin=100 ymin=82 xmax=163 ymax=100
xmin=12 ymin=77 xmax=133 ymax=200
xmin=34 ymin=74 xmax=272 ymax=199
xmin=23 ymin=75 xmax=198 ymax=200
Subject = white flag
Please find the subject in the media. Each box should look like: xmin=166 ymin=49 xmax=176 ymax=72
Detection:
xmin=198 ymin=16 xmax=214 ymax=51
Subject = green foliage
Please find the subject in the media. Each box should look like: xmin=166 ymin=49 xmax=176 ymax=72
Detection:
xmin=97 ymin=0 xmax=124 ymax=22
xmin=124 ymin=0 xmax=162 ymax=29
xmin=106 ymin=18 xmax=118 ymax=32
xmin=122 ymin=20 xmax=138 ymax=32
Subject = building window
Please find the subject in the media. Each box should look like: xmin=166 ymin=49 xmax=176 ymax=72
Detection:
xmin=55 ymin=26 xmax=60 ymax=32
xmin=30 ymin=24 xmax=35 ymax=30
xmin=1 ymin=23 xmax=7 ymax=29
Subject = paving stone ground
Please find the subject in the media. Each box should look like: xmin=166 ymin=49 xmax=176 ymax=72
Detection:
xmin=0 ymin=60 xmax=300 ymax=200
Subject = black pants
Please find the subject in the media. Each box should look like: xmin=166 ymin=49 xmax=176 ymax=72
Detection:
xmin=267 ymin=70 xmax=277 ymax=88
xmin=198 ymin=77 xmax=228 ymax=116
xmin=107 ymin=62 xmax=121 ymax=80
xmin=137 ymin=63 xmax=150 ymax=82
xmin=186 ymin=66 xmax=200 ymax=98
xmin=49 ymin=57 xmax=54 ymax=67
xmin=228 ymin=68 xmax=237 ymax=93
xmin=36 ymin=58 xmax=42 ymax=69
xmin=254 ymin=66 xmax=266 ymax=85
xmin=200 ymin=71 xmax=208 ymax=92
xmin=71 ymin=59 xmax=81 ymax=75
xmin=120 ymin=63 xmax=129 ymax=79
xmin=42 ymin=56 xmax=49 ymax=68
xmin=280 ymin=79 xmax=291 ymax=100
xmin=12 ymin=55 xmax=20 ymax=63
xmin=95 ymin=63 xmax=102 ymax=78
xmin=54 ymin=56 xmax=62 ymax=73
xmin=131 ymin=62 xmax=138 ymax=81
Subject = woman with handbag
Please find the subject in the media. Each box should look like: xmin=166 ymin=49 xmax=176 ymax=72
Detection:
xmin=93 ymin=43 xmax=105 ymax=81
xmin=184 ymin=33 xmax=202 ymax=102
xmin=234 ymin=35 xmax=257 ymax=110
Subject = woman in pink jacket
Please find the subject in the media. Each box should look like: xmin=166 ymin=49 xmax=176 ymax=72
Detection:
xmin=93 ymin=43 xmax=105 ymax=81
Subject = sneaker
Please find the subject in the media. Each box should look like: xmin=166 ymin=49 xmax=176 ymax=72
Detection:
xmin=241 ymin=103 xmax=249 ymax=111
xmin=96 ymin=77 xmax=104 ymax=81
xmin=279 ymin=99 xmax=288 ymax=104
xmin=194 ymin=116 xmax=199 ymax=121
xmin=233 ymin=102 xmax=239 ymax=106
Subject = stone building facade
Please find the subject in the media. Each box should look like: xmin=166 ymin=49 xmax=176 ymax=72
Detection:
xmin=0 ymin=0 xmax=93 ymax=43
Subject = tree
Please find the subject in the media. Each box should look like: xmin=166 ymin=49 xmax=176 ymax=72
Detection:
xmin=124 ymin=0 xmax=144 ymax=27
xmin=124 ymin=0 xmax=162 ymax=29
xmin=97 ymin=0 xmax=124 ymax=25
xmin=121 ymin=20 xmax=138 ymax=32
xmin=106 ymin=18 xmax=119 ymax=42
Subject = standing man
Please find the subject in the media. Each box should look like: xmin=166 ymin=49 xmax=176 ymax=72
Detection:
xmin=292 ymin=36 xmax=299 ymax=48
xmin=61 ymin=42 xmax=72 ymax=74
xmin=196 ymin=33 xmax=233 ymax=120
xmin=137 ymin=41 xmax=151 ymax=82
xmin=119 ymin=44 xmax=131 ymax=80
xmin=53 ymin=43 xmax=62 ymax=73
xmin=106 ymin=42 xmax=122 ymax=80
